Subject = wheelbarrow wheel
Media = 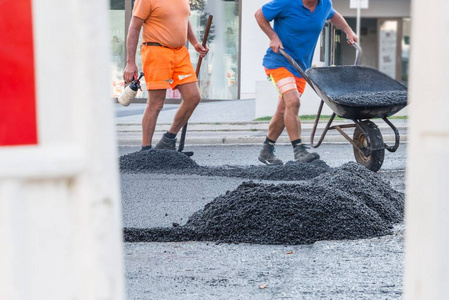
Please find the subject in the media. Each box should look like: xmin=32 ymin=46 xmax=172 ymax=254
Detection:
xmin=353 ymin=121 xmax=385 ymax=172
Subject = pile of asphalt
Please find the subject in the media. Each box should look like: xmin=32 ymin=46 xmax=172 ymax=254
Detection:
xmin=124 ymin=162 xmax=404 ymax=245
xmin=120 ymin=149 xmax=331 ymax=181
xmin=331 ymin=90 xmax=407 ymax=107
xmin=120 ymin=149 xmax=200 ymax=172
xmin=192 ymin=160 xmax=330 ymax=181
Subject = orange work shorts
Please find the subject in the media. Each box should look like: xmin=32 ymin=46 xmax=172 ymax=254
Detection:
xmin=265 ymin=67 xmax=307 ymax=95
xmin=141 ymin=44 xmax=198 ymax=90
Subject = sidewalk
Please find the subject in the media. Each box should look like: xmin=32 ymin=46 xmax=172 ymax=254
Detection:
xmin=115 ymin=99 xmax=408 ymax=146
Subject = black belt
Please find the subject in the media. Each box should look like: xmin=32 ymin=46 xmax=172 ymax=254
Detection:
xmin=143 ymin=42 xmax=169 ymax=48
xmin=143 ymin=42 xmax=182 ymax=49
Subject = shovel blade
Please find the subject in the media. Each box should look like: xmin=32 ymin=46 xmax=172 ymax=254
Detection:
xmin=181 ymin=151 xmax=194 ymax=157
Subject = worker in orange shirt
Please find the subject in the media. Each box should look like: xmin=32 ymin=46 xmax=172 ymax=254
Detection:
xmin=123 ymin=0 xmax=209 ymax=151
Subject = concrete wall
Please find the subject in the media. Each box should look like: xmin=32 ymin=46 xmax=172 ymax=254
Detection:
xmin=333 ymin=0 xmax=411 ymax=18
xmin=240 ymin=0 xmax=270 ymax=99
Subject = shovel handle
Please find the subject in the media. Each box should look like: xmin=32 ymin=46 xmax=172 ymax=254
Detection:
xmin=352 ymin=42 xmax=362 ymax=66
xmin=179 ymin=15 xmax=213 ymax=153
xmin=195 ymin=15 xmax=213 ymax=77
xmin=279 ymin=49 xmax=313 ymax=85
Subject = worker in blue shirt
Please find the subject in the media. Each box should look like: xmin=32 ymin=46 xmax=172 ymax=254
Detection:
xmin=255 ymin=0 xmax=357 ymax=165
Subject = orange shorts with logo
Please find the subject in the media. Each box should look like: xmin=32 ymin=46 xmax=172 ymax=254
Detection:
xmin=141 ymin=44 xmax=198 ymax=90
xmin=265 ymin=67 xmax=307 ymax=95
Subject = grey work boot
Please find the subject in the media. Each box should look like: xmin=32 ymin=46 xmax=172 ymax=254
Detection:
xmin=258 ymin=144 xmax=283 ymax=165
xmin=293 ymin=144 xmax=320 ymax=163
xmin=140 ymin=145 xmax=152 ymax=151
xmin=154 ymin=135 xmax=177 ymax=150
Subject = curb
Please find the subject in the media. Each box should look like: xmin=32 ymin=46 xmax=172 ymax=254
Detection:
xmin=116 ymin=121 xmax=408 ymax=146
xmin=117 ymin=134 xmax=408 ymax=146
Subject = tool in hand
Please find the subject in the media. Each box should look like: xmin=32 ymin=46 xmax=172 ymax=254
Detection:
xmin=118 ymin=72 xmax=144 ymax=107
xmin=178 ymin=15 xmax=213 ymax=157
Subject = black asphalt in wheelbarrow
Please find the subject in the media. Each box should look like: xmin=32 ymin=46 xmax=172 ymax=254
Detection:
xmin=279 ymin=45 xmax=408 ymax=172
xmin=305 ymin=65 xmax=407 ymax=119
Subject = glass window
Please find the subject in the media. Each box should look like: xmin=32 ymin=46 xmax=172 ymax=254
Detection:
xmin=190 ymin=0 xmax=240 ymax=99
xmin=110 ymin=0 xmax=126 ymax=98
xmin=401 ymin=18 xmax=411 ymax=86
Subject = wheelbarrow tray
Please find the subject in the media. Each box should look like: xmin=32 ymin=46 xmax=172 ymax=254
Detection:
xmin=305 ymin=66 xmax=408 ymax=119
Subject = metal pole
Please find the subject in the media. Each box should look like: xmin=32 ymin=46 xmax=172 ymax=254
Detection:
xmin=356 ymin=2 xmax=361 ymax=43
xmin=324 ymin=24 xmax=330 ymax=66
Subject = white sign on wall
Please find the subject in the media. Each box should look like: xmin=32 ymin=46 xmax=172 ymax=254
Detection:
xmin=378 ymin=21 xmax=398 ymax=79
xmin=350 ymin=0 xmax=369 ymax=9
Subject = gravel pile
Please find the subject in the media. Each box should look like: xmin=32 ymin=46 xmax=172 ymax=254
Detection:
xmin=331 ymin=90 xmax=407 ymax=107
xmin=119 ymin=150 xmax=331 ymax=181
xmin=120 ymin=149 xmax=200 ymax=172
xmin=193 ymin=160 xmax=330 ymax=181
xmin=124 ymin=162 xmax=404 ymax=245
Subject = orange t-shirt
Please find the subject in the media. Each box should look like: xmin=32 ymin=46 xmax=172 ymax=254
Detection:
xmin=133 ymin=0 xmax=190 ymax=49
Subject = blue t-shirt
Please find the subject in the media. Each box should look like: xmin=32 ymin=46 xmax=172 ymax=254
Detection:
xmin=262 ymin=0 xmax=335 ymax=78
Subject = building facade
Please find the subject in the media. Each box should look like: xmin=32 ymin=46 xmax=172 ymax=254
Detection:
xmin=109 ymin=0 xmax=411 ymax=100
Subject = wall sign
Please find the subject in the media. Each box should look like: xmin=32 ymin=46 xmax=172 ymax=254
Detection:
xmin=350 ymin=0 xmax=369 ymax=9
xmin=379 ymin=20 xmax=398 ymax=79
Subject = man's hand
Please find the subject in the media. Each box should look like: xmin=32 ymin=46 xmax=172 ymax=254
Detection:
xmin=269 ymin=36 xmax=284 ymax=53
xmin=345 ymin=30 xmax=358 ymax=45
xmin=194 ymin=43 xmax=209 ymax=58
xmin=329 ymin=11 xmax=358 ymax=45
xmin=123 ymin=62 xmax=138 ymax=83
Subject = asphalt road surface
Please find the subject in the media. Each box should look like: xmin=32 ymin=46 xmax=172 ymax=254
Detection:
xmin=119 ymin=144 xmax=407 ymax=300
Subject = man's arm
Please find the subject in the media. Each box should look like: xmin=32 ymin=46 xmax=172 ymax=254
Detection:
xmin=329 ymin=11 xmax=358 ymax=44
xmin=255 ymin=8 xmax=283 ymax=53
xmin=123 ymin=16 xmax=144 ymax=83
xmin=187 ymin=21 xmax=209 ymax=58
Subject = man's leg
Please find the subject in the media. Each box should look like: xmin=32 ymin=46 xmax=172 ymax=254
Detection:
xmin=153 ymin=82 xmax=201 ymax=150
xmin=282 ymin=90 xmax=319 ymax=162
xmin=142 ymin=89 xmax=166 ymax=147
xmin=266 ymin=96 xmax=286 ymax=141
xmin=282 ymin=89 xmax=302 ymax=141
xmin=169 ymin=82 xmax=201 ymax=134
xmin=258 ymin=96 xmax=286 ymax=165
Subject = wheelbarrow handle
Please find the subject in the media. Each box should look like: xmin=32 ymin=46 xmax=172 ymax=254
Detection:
xmin=279 ymin=49 xmax=311 ymax=83
xmin=352 ymin=42 xmax=362 ymax=66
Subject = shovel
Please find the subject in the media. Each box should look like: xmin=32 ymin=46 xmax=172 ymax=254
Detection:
xmin=178 ymin=15 xmax=213 ymax=156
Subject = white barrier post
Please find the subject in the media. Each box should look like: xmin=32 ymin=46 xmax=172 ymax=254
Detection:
xmin=0 ymin=0 xmax=125 ymax=299
xmin=404 ymin=0 xmax=449 ymax=299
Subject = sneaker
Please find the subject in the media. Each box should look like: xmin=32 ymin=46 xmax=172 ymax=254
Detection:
xmin=140 ymin=145 xmax=152 ymax=151
xmin=258 ymin=144 xmax=284 ymax=165
xmin=154 ymin=135 xmax=177 ymax=150
xmin=293 ymin=144 xmax=320 ymax=163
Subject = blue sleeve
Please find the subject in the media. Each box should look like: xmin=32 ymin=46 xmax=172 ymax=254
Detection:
xmin=327 ymin=8 xmax=336 ymax=20
xmin=262 ymin=0 xmax=287 ymax=22
xmin=327 ymin=1 xmax=336 ymax=20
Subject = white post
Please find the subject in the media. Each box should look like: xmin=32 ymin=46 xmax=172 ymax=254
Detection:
xmin=0 ymin=0 xmax=125 ymax=299
xmin=404 ymin=0 xmax=449 ymax=299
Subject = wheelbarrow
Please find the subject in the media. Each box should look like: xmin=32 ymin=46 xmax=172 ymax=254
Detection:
xmin=279 ymin=43 xmax=407 ymax=172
